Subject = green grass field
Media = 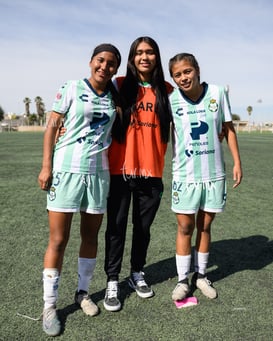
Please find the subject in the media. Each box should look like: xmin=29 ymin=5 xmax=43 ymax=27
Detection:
xmin=0 ymin=132 xmax=272 ymax=341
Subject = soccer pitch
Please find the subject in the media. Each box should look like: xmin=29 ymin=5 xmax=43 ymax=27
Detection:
xmin=0 ymin=132 xmax=272 ymax=341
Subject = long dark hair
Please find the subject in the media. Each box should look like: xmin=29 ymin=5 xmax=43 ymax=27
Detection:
xmin=108 ymin=81 xmax=123 ymax=142
xmin=119 ymin=36 xmax=172 ymax=143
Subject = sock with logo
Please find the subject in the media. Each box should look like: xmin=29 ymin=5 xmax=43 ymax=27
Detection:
xmin=43 ymin=268 xmax=60 ymax=310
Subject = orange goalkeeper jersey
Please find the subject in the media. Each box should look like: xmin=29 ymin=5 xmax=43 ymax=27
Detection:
xmin=109 ymin=77 xmax=173 ymax=178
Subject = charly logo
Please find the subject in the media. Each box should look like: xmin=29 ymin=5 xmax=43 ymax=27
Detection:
xmin=79 ymin=94 xmax=88 ymax=102
xmin=208 ymin=99 xmax=218 ymax=112
xmin=190 ymin=121 xmax=209 ymax=140
xmin=176 ymin=107 xmax=184 ymax=116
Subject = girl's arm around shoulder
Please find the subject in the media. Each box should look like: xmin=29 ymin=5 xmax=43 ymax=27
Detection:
xmin=113 ymin=76 xmax=125 ymax=91
xmin=223 ymin=121 xmax=243 ymax=188
xmin=165 ymin=81 xmax=174 ymax=94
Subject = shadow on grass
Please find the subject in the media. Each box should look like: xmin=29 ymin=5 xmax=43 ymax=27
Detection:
xmin=57 ymin=234 xmax=272 ymax=330
xmin=208 ymin=234 xmax=273 ymax=282
xmin=57 ymin=257 xmax=177 ymax=329
xmin=57 ymin=281 xmax=135 ymax=333
xmin=138 ymin=234 xmax=273 ymax=286
xmin=57 ymin=303 xmax=80 ymax=335
xmin=128 ymin=234 xmax=273 ymax=288
xmin=144 ymin=256 xmax=177 ymax=284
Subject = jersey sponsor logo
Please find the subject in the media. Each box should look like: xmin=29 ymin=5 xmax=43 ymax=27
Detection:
xmin=184 ymin=121 xmax=215 ymax=157
xmin=190 ymin=121 xmax=208 ymax=140
xmin=195 ymin=149 xmax=215 ymax=155
xmin=77 ymin=136 xmax=87 ymax=143
xmin=175 ymin=108 xmax=206 ymax=116
xmin=187 ymin=109 xmax=206 ymax=115
xmin=90 ymin=112 xmax=110 ymax=130
xmin=185 ymin=148 xmax=215 ymax=157
xmin=130 ymin=120 xmax=157 ymax=128
xmin=77 ymin=112 xmax=110 ymax=144
xmin=185 ymin=149 xmax=194 ymax=157
xmin=190 ymin=141 xmax=208 ymax=147
xmin=131 ymin=101 xmax=158 ymax=128
xmin=136 ymin=101 xmax=153 ymax=112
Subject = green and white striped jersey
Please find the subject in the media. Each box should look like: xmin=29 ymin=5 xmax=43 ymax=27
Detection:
xmin=52 ymin=78 xmax=116 ymax=174
xmin=170 ymin=83 xmax=232 ymax=182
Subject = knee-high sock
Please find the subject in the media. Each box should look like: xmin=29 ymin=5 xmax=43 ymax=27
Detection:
xmin=194 ymin=250 xmax=209 ymax=275
xmin=77 ymin=257 xmax=96 ymax=293
xmin=175 ymin=254 xmax=191 ymax=282
xmin=43 ymin=268 xmax=60 ymax=310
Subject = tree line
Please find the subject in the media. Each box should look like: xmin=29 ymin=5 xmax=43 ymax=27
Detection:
xmin=0 ymin=97 xmax=46 ymax=125
xmin=0 ymin=98 xmax=245 ymax=125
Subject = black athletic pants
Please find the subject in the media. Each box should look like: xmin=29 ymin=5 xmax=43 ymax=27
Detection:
xmin=104 ymin=175 xmax=163 ymax=281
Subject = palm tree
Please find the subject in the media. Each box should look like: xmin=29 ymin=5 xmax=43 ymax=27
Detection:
xmin=247 ymin=105 xmax=253 ymax=132
xmin=0 ymin=105 xmax=4 ymax=121
xmin=23 ymin=97 xmax=31 ymax=117
xmin=35 ymin=96 xmax=45 ymax=125
xmin=247 ymin=105 xmax=253 ymax=117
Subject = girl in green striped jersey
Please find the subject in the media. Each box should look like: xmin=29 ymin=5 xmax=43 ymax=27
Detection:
xmin=38 ymin=43 xmax=121 ymax=336
xmin=168 ymin=53 xmax=242 ymax=302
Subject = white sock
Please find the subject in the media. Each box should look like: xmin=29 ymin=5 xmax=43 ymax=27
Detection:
xmin=43 ymin=268 xmax=60 ymax=310
xmin=77 ymin=257 xmax=96 ymax=293
xmin=175 ymin=254 xmax=191 ymax=282
xmin=194 ymin=250 xmax=209 ymax=275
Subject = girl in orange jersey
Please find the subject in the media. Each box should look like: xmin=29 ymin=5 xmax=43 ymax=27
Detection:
xmin=103 ymin=36 xmax=173 ymax=311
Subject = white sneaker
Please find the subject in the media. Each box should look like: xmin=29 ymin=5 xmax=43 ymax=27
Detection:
xmin=103 ymin=281 xmax=121 ymax=312
xmin=75 ymin=290 xmax=99 ymax=316
xmin=192 ymin=273 xmax=217 ymax=299
xmin=172 ymin=281 xmax=190 ymax=301
xmin=43 ymin=306 xmax=61 ymax=336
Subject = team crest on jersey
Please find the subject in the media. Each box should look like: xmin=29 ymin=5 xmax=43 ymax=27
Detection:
xmin=208 ymin=99 xmax=218 ymax=112
xmin=48 ymin=187 xmax=56 ymax=201
xmin=172 ymin=191 xmax=180 ymax=205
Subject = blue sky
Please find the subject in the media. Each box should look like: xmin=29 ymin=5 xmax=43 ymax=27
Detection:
xmin=1 ymin=0 xmax=273 ymax=123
